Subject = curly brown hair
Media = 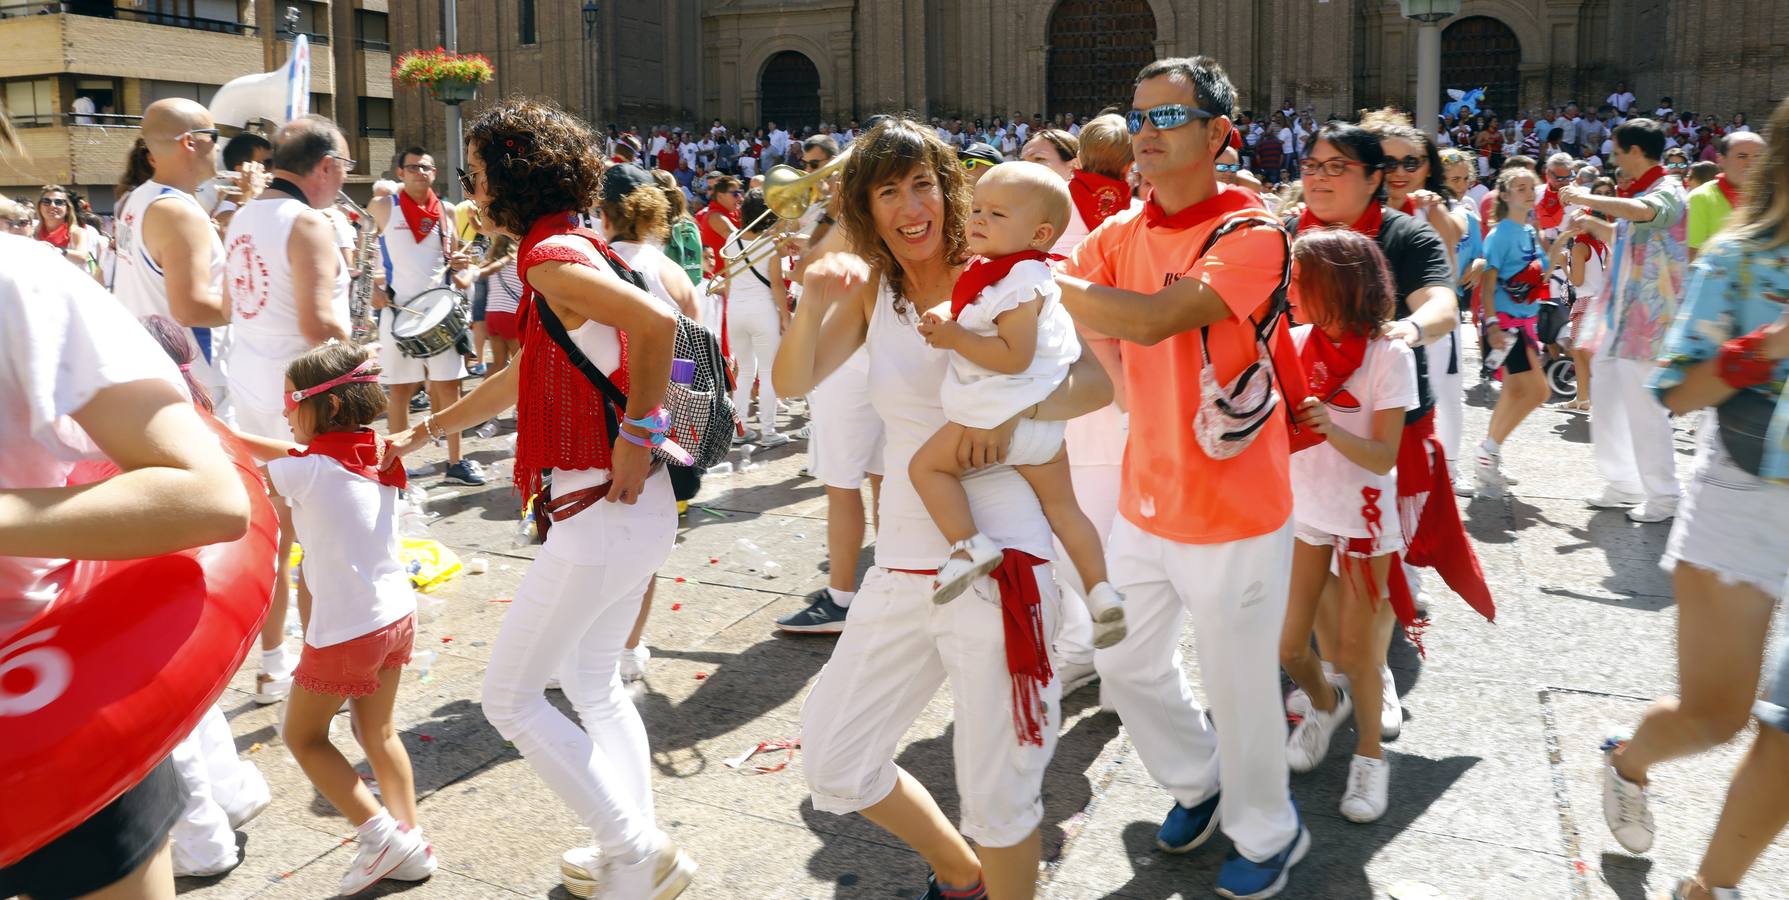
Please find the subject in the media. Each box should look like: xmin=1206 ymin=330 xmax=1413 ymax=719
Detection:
xmin=466 ymin=98 xmax=604 ymax=236
xmin=834 ymin=116 xmax=971 ymax=313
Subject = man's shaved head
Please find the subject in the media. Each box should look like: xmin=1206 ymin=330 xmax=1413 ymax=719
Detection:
xmin=141 ymin=98 xmax=213 ymax=148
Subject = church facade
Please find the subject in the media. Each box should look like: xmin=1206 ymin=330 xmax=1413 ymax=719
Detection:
xmin=389 ymin=0 xmax=1786 ymax=157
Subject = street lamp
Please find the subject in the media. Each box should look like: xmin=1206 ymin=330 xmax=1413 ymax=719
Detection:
xmin=1400 ymin=0 xmax=1461 ymax=138
xmin=582 ymin=1 xmax=599 ymax=35
xmin=582 ymin=1 xmax=601 ymax=123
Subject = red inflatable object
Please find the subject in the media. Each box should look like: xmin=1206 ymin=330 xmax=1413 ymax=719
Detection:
xmin=0 ymin=413 xmax=277 ymax=867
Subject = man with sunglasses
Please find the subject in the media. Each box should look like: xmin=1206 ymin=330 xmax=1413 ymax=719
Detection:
xmin=1056 ymin=56 xmax=1309 ymax=899
xmin=960 ymin=141 xmax=1004 ymax=184
xmin=1537 ymin=151 xmax=1578 ymax=235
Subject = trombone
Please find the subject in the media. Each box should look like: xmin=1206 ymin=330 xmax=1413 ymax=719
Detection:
xmin=706 ymin=148 xmax=848 ymax=294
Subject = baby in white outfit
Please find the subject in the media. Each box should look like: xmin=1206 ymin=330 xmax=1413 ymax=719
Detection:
xmin=911 ymin=161 xmax=1124 ymax=645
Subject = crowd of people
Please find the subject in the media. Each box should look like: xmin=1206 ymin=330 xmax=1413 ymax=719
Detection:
xmin=1 ymin=52 xmax=1786 ymax=900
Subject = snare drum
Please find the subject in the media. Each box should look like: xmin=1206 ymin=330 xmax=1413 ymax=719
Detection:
xmin=391 ymin=287 xmax=470 ymax=359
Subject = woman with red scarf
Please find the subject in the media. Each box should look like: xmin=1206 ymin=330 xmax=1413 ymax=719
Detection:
xmin=34 ymin=184 xmax=98 ymax=279
xmin=1287 ymin=121 xmax=1494 ymax=744
xmin=389 ymin=100 xmax=690 ymax=899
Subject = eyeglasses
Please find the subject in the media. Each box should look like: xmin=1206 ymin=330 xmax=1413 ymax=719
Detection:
xmin=1215 ymin=163 xmax=1241 ymax=173
xmin=960 ymin=157 xmax=997 ymax=171
xmin=1299 ymin=158 xmax=1376 ymax=177
xmin=1386 ymin=155 xmax=1426 ymax=173
xmin=401 ymin=163 xmax=436 ymax=174
xmin=1126 ymin=103 xmax=1217 ymax=134
xmin=457 ymin=166 xmax=477 ymax=196
xmin=330 ymin=153 xmax=357 ymax=171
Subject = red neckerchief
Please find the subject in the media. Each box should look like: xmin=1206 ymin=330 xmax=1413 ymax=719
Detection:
xmin=397 ymin=188 xmax=442 ymax=243
xmin=512 ymin=214 xmax=631 ymax=499
xmin=38 ymin=222 xmax=70 ymax=249
xmin=1396 ymin=197 xmax=1417 ymax=216
xmin=1620 ymin=165 xmax=1667 ymax=198
xmin=1298 ymin=201 xmax=1385 ymax=238
xmin=1142 ymin=182 xmax=1260 ymax=229
xmin=1577 ymin=231 xmax=1608 ymax=259
xmin=1716 ymin=173 xmax=1742 ymax=206
xmin=290 ymin=429 xmax=407 ymax=490
xmin=988 ymin=549 xmax=1053 ymax=747
xmin=1535 ymin=184 xmax=1565 ymax=230
xmin=1298 ymin=327 xmax=1369 ymax=409
xmin=950 ymin=250 xmax=1061 ymax=319
xmin=1068 ymin=169 xmax=1132 ymax=231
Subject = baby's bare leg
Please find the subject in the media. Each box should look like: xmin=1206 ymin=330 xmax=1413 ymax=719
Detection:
xmin=1016 ymin=450 xmax=1106 ymax=587
xmin=909 ymin=423 xmax=979 ymax=549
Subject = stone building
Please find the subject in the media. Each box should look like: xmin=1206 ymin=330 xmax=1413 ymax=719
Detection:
xmin=386 ymin=0 xmax=1788 ymax=165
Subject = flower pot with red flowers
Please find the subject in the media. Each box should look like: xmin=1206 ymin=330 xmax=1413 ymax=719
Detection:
xmin=393 ymin=47 xmax=495 ymax=106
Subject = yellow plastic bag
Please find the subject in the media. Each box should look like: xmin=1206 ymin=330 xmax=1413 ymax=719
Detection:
xmin=288 ymin=539 xmax=462 ymax=592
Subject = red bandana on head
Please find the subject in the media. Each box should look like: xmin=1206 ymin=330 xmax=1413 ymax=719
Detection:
xmin=950 ymin=249 xmax=1062 ymax=319
xmin=1620 ymin=165 xmax=1668 ymax=198
xmin=1716 ymin=173 xmax=1742 ymax=207
xmin=1297 ymin=202 xmax=1386 ymax=239
xmin=397 ymin=188 xmax=443 ymax=244
xmin=1068 ymin=170 xmax=1132 ymax=232
xmin=290 ymin=429 xmax=407 ymax=490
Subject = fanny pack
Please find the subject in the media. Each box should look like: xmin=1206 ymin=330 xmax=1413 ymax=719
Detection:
xmin=1189 ymin=215 xmax=1296 ymax=460
xmin=1715 ymin=388 xmax=1773 ymax=477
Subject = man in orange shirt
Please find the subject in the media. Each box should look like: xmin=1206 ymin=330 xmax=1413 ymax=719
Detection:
xmin=1056 ymin=56 xmax=1307 ymax=899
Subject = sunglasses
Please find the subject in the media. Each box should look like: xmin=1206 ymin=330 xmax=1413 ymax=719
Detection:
xmin=1215 ymin=163 xmax=1241 ymax=173
xmin=1386 ymin=155 xmax=1426 ymax=173
xmin=803 ymin=159 xmax=828 ymax=171
xmin=182 ymin=127 xmax=221 ymax=143
xmin=457 ymin=166 xmax=476 ymax=196
xmin=1126 ymin=103 xmax=1217 ymax=135
xmin=40 ymin=197 xmax=68 ymax=207
xmin=960 ymin=157 xmax=997 ymax=171
xmin=1300 ymin=158 xmax=1377 ymax=177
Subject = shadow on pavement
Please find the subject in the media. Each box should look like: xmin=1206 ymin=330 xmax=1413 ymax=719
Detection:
xmin=1600 ymin=851 xmax=1656 ymax=900
xmin=636 ymin=636 xmax=830 ymax=778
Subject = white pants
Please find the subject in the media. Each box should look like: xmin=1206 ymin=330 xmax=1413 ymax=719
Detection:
xmin=1426 ymin=332 xmax=1466 ymax=465
xmin=1590 ymin=352 xmax=1680 ymax=503
xmin=802 ymin=567 xmax=1062 ymax=847
xmin=1094 ymin=517 xmax=1299 ymax=862
xmin=728 ymin=297 xmax=782 ymax=435
xmin=168 ymin=704 xmax=269 ymax=875
xmin=378 ymin=313 xmax=467 ymax=385
xmin=808 ymin=351 xmax=884 ymax=488
xmin=1053 ymin=462 xmax=1122 ymax=665
xmin=480 ymin=468 xmax=675 ymax=860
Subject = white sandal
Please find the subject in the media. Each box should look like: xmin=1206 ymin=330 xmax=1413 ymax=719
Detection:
xmin=931 ymin=534 xmax=1004 ymax=605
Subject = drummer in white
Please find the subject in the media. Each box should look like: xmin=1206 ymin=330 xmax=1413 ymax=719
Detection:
xmin=222 ymin=115 xmax=352 ymax=704
xmin=369 ymin=147 xmax=483 ymax=486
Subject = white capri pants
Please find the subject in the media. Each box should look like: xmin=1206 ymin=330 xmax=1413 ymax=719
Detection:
xmin=480 ymin=467 xmax=676 ymax=861
xmin=807 ymin=350 xmax=885 ymax=489
xmin=168 ymin=704 xmax=269 ymax=875
xmin=727 ymin=296 xmax=782 ymax=435
xmin=801 ymin=566 xmax=1062 ymax=847
xmin=1094 ymin=516 xmax=1299 ymax=862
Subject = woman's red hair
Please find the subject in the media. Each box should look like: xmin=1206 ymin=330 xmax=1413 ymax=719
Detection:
xmin=1291 ymin=227 xmax=1397 ymax=337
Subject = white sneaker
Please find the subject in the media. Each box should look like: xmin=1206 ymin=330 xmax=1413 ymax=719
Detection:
xmin=757 ymin=432 xmax=791 ymax=449
xmin=1627 ymin=497 xmax=1679 ymax=523
xmin=1057 ymin=658 xmax=1098 ymax=696
xmin=1670 ymin=877 xmax=1742 ymax=900
xmin=1379 ymin=664 xmax=1403 ymax=741
xmin=620 ymin=643 xmax=650 ymax=684
xmin=571 ymin=835 xmax=697 ymax=899
xmin=931 ymin=534 xmax=1004 ymax=605
xmin=1287 ymin=683 xmax=1351 ymax=774
xmin=1340 ymin=755 xmax=1391 ymax=823
xmin=1587 ymin=486 xmax=1644 ymax=509
xmin=560 ymin=846 xmax=601 ymax=899
xmin=1452 ymin=469 xmax=1477 ymax=497
xmin=1286 ymin=663 xmax=1345 ymax=720
xmin=1601 ymin=739 xmax=1655 ymax=853
xmin=1474 ymin=446 xmax=1507 ymax=498
xmin=387 ymin=826 xmax=438 ymax=882
xmin=338 ymin=817 xmax=431 ymax=895
xmin=253 ymin=672 xmax=291 ymax=706
xmin=1085 ymin=582 xmax=1127 ymax=649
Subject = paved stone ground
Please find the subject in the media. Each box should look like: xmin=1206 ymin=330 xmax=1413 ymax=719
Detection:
xmin=175 ymin=364 xmax=1789 ymax=900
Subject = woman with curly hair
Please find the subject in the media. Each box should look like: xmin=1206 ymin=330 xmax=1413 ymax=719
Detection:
xmin=773 ymin=117 xmax=1113 ymax=899
xmin=389 ymin=99 xmax=690 ymax=899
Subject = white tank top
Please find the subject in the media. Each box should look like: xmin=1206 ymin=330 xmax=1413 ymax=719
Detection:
xmin=722 ymin=231 xmax=777 ymax=310
xmin=223 ymin=193 xmax=347 ymax=411
xmin=382 ymin=196 xmax=449 ymax=300
xmin=864 ymin=278 xmax=1053 ymax=568
xmin=112 ymin=180 xmax=228 ymax=395
xmin=611 ymin=240 xmax=680 ymax=312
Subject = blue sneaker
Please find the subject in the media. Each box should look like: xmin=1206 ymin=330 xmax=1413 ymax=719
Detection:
xmin=775 ymin=589 xmax=848 ymax=634
xmin=1215 ymin=815 xmax=1310 ymax=900
xmin=442 ymin=459 xmax=487 ymax=486
xmin=1155 ymin=791 xmax=1221 ymax=853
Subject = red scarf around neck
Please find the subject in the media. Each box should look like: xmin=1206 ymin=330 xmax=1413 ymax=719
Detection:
xmin=1297 ymin=201 xmax=1385 ymax=239
xmin=397 ymin=188 xmax=443 ymax=244
xmin=1396 ymin=196 xmax=1418 ymax=216
xmin=38 ymin=222 xmax=70 ymax=249
xmin=950 ymin=249 xmax=1061 ymax=319
xmin=1142 ymin=182 xmax=1260 ymax=230
xmin=1716 ymin=173 xmax=1742 ymax=206
xmin=290 ymin=429 xmax=407 ymax=490
xmin=1068 ymin=169 xmax=1132 ymax=232
xmin=1620 ymin=165 xmax=1667 ymax=198
xmin=1299 ymin=327 xmax=1369 ymax=406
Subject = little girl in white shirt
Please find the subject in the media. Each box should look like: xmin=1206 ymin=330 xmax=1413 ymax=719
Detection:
xmin=231 ymin=342 xmax=437 ymax=895
xmin=911 ymin=161 xmax=1125 ymax=646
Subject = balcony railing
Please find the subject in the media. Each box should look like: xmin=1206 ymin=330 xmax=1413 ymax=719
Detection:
xmin=354 ymin=37 xmax=389 ymax=52
xmin=360 ymin=126 xmax=393 ymax=137
xmin=7 ymin=112 xmax=142 ymax=129
xmin=289 ymin=29 xmax=327 ymax=45
xmin=0 ymin=3 xmax=254 ymax=35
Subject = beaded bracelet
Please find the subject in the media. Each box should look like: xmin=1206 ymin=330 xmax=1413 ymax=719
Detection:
xmin=1717 ymin=329 xmax=1776 ymax=390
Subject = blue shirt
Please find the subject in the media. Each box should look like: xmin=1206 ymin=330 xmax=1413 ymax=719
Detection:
xmin=1483 ymin=218 xmax=1549 ymax=318
xmin=1454 ymin=203 xmax=1484 ymax=304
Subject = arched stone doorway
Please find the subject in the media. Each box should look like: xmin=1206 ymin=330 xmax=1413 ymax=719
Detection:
xmin=1046 ymin=0 xmax=1157 ymax=119
xmin=758 ymin=51 xmax=822 ymax=133
xmin=1442 ymin=16 xmax=1522 ymax=119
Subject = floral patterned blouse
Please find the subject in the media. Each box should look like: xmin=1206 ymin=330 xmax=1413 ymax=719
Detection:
xmin=1593 ymin=174 xmax=1689 ymax=361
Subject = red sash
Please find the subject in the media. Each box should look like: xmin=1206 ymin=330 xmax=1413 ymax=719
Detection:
xmin=397 ymin=188 xmax=443 ymax=244
xmin=949 ymin=250 xmax=1061 ymax=319
xmin=988 ymin=550 xmax=1053 ymax=747
xmin=289 ymin=428 xmax=406 ymax=490
xmin=1067 ymin=170 xmax=1132 ymax=232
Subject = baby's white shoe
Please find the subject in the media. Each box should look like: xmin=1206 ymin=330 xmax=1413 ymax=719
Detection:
xmin=1085 ymin=582 xmax=1127 ymax=649
xmin=932 ymin=534 xmax=1004 ymax=604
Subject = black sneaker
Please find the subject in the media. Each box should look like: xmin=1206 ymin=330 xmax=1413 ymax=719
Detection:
xmin=775 ymin=589 xmax=848 ymax=634
xmin=917 ymin=872 xmax=987 ymax=900
xmin=442 ymin=459 xmax=487 ymax=486
xmin=409 ymin=392 xmax=431 ymax=413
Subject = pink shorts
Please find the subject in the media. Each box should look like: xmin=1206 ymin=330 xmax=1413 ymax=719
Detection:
xmin=293 ymin=615 xmax=416 ymax=698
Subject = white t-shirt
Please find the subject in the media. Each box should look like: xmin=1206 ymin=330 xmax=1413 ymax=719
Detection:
xmin=0 ymin=234 xmax=187 ymax=640
xmin=1287 ymin=327 xmax=1417 ymax=540
xmin=942 ymin=260 xmax=1079 ymax=428
xmin=266 ymin=452 xmax=414 ymax=648
xmin=1607 ymin=91 xmax=1635 ymax=112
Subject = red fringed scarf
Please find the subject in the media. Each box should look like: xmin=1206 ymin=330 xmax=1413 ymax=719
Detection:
xmin=949 ymin=250 xmax=1062 ymax=319
xmin=1068 ymin=170 xmax=1132 ymax=232
xmin=1716 ymin=173 xmax=1742 ymax=207
xmin=397 ymin=188 xmax=443 ymax=244
xmin=1298 ymin=202 xmax=1385 ymax=239
xmin=289 ymin=429 xmax=407 ymax=490
xmin=1620 ymin=165 xmax=1667 ymax=198
xmin=512 ymin=214 xmax=631 ymax=499
xmin=38 ymin=222 xmax=70 ymax=249
xmin=988 ymin=550 xmax=1053 ymax=747
xmin=1386 ymin=414 xmax=1497 ymax=652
